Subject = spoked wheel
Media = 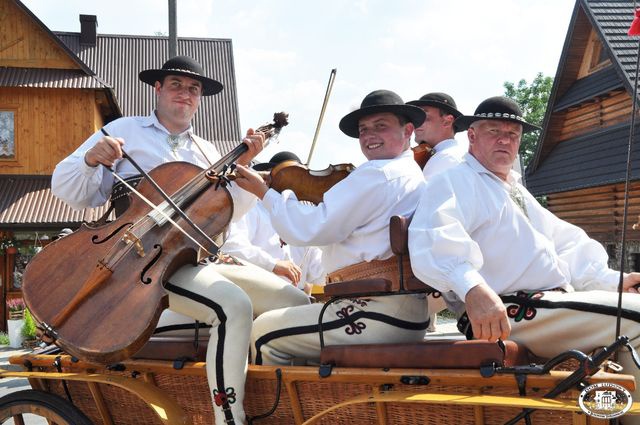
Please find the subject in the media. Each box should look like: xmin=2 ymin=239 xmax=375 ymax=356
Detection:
xmin=0 ymin=390 xmax=93 ymax=424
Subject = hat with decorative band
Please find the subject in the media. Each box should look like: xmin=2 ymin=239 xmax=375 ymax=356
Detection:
xmin=454 ymin=96 xmax=540 ymax=133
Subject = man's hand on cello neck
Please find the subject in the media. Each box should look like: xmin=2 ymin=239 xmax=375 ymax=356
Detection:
xmin=236 ymin=128 xmax=265 ymax=166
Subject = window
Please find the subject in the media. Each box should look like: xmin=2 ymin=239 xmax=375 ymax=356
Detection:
xmin=578 ymin=29 xmax=611 ymax=78
xmin=0 ymin=110 xmax=16 ymax=161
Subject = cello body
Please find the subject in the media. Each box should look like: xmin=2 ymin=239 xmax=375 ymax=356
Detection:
xmin=22 ymin=162 xmax=232 ymax=363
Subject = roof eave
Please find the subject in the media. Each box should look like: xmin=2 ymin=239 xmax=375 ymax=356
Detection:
xmin=11 ymin=0 xmax=95 ymax=76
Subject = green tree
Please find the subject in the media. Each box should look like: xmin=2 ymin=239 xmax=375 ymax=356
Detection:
xmin=503 ymin=72 xmax=553 ymax=166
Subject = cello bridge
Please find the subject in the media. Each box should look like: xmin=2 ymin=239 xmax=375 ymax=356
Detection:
xmin=122 ymin=231 xmax=145 ymax=257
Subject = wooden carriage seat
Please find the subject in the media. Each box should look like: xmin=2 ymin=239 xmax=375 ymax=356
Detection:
xmin=319 ymin=215 xmax=531 ymax=370
xmin=133 ymin=335 xmax=209 ymax=363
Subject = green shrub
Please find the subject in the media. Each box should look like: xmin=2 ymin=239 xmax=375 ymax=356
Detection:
xmin=0 ymin=332 xmax=9 ymax=346
xmin=21 ymin=308 xmax=36 ymax=340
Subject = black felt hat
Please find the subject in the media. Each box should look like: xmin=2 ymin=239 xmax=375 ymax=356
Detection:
xmin=406 ymin=92 xmax=463 ymax=118
xmin=252 ymin=151 xmax=301 ymax=171
xmin=139 ymin=55 xmax=223 ymax=96
xmin=454 ymin=96 xmax=541 ymax=133
xmin=339 ymin=90 xmax=426 ymax=138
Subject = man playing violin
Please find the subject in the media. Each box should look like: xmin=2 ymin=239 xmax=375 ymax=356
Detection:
xmin=234 ymin=89 xmax=431 ymax=366
xmin=406 ymin=92 xmax=464 ymax=332
xmin=51 ymin=56 xmax=310 ymax=425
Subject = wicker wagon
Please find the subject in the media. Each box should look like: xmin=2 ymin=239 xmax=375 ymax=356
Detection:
xmin=0 ymin=339 xmax=637 ymax=425
xmin=3 ymin=215 xmax=639 ymax=424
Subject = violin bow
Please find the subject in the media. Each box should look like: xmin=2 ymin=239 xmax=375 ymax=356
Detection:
xmin=100 ymin=128 xmax=219 ymax=255
xmin=306 ymin=69 xmax=337 ymax=165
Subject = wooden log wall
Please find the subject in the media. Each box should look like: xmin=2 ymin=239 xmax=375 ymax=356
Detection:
xmin=557 ymin=90 xmax=632 ymax=142
xmin=0 ymin=0 xmax=79 ymax=69
xmin=547 ymin=182 xmax=640 ymax=243
xmin=0 ymin=87 xmax=103 ymax=174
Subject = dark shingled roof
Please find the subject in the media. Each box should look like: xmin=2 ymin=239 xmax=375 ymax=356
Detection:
xmin=55 ymin=32 xmax=242 ymax=154
xmin=526 ymin=0 xmax=640 ymax=192
xmin=526 ymin=122 xmax=640 ymax=196
xmin=0 ymin=175 xmax=110 ymax=229
xmin=553 ymin=65 xmax=622 ymax=111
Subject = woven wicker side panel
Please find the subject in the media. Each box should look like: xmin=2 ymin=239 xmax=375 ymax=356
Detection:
xmin=153 ymin=373 xmax=214 ymax=425
xmin=45 ymin=380 xmax=105 ymax=425
xmin=244 ymin=377 xmax=295 ymax=424
xmin=385 ymin=383 xmax=576 ymax=424
xmin=98 ymin=383 xmax=165 ymax=425
xmin=295 ymin=381 xmax=377 ymax=424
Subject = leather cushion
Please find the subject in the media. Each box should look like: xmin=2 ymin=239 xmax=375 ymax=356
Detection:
xmin=320 ymin=340 xmax=529 ymax=369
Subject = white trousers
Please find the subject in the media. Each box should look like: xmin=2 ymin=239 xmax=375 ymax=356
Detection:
xmin=165 ymin=256 xmax=310 ymax=425
xmin=252 ymin=293 xmax=430 ymax=365
xmin=463 ymin=290 xmax=640 ymax=425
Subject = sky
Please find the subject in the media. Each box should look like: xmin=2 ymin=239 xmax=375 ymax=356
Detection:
xmin=20 ymin=0 xmax=577 ymax=168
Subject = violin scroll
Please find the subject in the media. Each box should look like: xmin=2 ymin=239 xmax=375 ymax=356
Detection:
xmin=256 ymin=112 xmax=289 ymax=140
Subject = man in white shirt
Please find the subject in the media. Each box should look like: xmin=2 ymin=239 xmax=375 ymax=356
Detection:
xmin=51 ymin=56 xmax=309 ymax=425
xmin=407 ymin=92 xmax=465 ymax=179
xmin=224 ymin=151 xmax=325 ymax=291
xmin=409 ymin=96 xmax=640 ymax=418
xmin=234 ymin=90 xmax=431 ymax=365
xmin=406 ymin=92 xmax=464 ymax=331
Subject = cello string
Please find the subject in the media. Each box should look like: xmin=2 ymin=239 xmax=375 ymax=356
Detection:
xmin=101 ymin=128 xmax=220 ymax=253
xmin=111 ymin=172 xmax=212 ymax=254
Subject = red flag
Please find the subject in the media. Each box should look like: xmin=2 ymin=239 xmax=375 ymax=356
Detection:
xmin=629 ymin=8 xmax=640 ymax=35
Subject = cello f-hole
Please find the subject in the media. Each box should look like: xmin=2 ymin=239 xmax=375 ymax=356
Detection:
xmin=91 ymin=223 xmax=133 ymax=244
xmin=140 ymin=245 xmax=163 ymax=284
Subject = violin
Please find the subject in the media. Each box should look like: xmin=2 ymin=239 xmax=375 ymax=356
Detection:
xmin=412 ymin=143 xmax=433 ymax=170
xmin=264 ymin=161 xmax=355 ymax=204
xmin=22 ymin=113 xmax=288 ymax=363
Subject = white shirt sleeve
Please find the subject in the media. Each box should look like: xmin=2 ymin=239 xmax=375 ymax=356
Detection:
xmin=222 ymin=207 xmax=278 ymax=271
xmin=531 ymin=200 xmax=619 ymax=291
xmin=51 ymin=129 xmax=114 ymax=209
xmin=261 ymin=165 xmax=397 ymax=246
xmin=409 ymin=174 xmax=487 ymax=301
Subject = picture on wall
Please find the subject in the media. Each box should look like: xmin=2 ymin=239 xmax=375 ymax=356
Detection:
xmin=0 ymin=111 xmax=15 ymax=160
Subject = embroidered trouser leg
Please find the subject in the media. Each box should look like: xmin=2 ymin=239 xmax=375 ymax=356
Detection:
xmin=156 ymin=257 xmax=311 ymax=337
xmin=499 ymin=290 xmax=640 ymax=425
xmin=166 ymin=262 xmax=253 ymax=425
xmin=252 ymin=294 xmax=430 ymax=365
xmin=211 ymin=257 xmax=311 ymax=316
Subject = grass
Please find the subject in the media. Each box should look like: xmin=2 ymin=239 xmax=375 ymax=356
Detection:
xmin=21 ymin=309 xmax=36 ymax=340
xmin=436 ymin=309 xmax=457 ymax=320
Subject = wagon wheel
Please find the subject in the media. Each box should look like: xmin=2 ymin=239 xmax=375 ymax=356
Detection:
xmin=0 ymin=390 xmax=93 ymax=425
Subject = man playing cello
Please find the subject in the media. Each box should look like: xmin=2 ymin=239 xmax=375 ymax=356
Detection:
xmin=50 ymin=55 xmax=309 ymax=425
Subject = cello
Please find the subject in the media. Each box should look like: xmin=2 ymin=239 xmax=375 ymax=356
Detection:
xmin=22 ymin=113 xmax=288 ymax=364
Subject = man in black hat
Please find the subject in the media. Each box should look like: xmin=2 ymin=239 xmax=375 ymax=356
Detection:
xmin=407 ymin=92 xmax=465 ymax=179
xmin=407 ymin=92 xmax=464 ymax=332
xmin=408 ymin=96 xmax=640 ymax=409
xmin=51 ymin=56 xmax=310 ymax=425
xmin=233 ymin=89 xmax=432 ymax=366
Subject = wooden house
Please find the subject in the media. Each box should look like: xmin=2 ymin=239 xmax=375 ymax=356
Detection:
xmin=526 ymin=0 xmax=640 ymax=270
xmin=0 ymin=0 xmax=242 ymax=329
